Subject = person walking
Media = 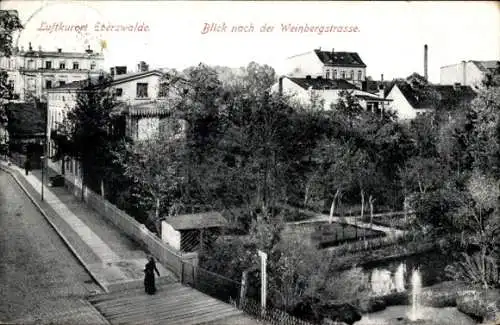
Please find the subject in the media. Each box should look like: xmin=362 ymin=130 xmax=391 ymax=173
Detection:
xmin=144 ymin=256 xmax=160 ymax=294
xmin=24 ymin=158 xmax=31 ymax=176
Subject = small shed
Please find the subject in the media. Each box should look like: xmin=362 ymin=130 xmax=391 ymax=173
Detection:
xmin=161 ymin=211 xmax=228 ymax=253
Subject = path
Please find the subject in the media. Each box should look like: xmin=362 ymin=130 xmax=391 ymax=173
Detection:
xmin=0 ymin=170 xmax=108 ymax=324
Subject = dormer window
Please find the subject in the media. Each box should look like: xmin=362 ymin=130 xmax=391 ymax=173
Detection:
xmin=27 ymin=60 xmax=34 ymax=69
xmin=350 ymin=70 xmax=354 ymax=80
xmin=72 ymin=62 xmax=79 ymax=70
xmin=45 ymin=61 xmax=52 ymax=69
xmin=90 ymin=62 xmax=96 ymax=70
xmin=325 ymin=70 xmax=330 ymax=79
xmin=333 ymin=69 xmax=337 ymax=79
xmin=59 ymin=61 xmax=66 ymax=69
xmin=341 ymin=71 xmax=346 ymax=79
xmin=358 ymin=70 xmax=362 ymax=80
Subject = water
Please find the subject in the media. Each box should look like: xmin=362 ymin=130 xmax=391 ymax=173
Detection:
xmin=354 ymin=306 xmax=477 ymax=325
xmin=409 ymin=269 xmax=422 ymax=321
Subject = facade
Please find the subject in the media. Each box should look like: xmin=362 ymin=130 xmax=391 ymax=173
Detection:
xmin=0 ymin=43 xmax=105 ymax=102
xmin=384 ymin=82 xmax=476 ymax=120
xmin=285 ymin=48 xmax=367 ymax=88
xmin=440 ymin=60 xmax=500 ymax=89
xmin=273 ymin=76 xmax=391 ymax=113
xmin=46 ymin=65 xmax=187 ymax=174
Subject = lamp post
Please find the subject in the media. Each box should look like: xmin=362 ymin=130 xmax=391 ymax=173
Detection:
xmin=40 ymin=156 xmax=45 ymax=201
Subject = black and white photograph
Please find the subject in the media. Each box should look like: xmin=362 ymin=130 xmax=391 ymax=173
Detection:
xmin=0 ymin=1 xmax=499 ymax=324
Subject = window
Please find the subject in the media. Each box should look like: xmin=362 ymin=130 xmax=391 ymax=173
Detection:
xmin=45 ymin=80 xmax=52 ymax=89
xmin=45 ymin=61 xmax=52 ymax=69
xmin=90 ymin=62 xmax=96 ymax=70
xmin=59 ymin=62 xmax=66 ymax=69
xmin=158 ymin=83 xmax=168 ymax=97
xmin=115 ymin=88 xmax=123 ymax=97
xmin=358 ymin=70 xmax=362 ymax=81
xmin=341 ymin=71 xmax=346 ymax=79
xmin=136 ymin=83 xmax=148 ymax=98
xmin=72 ymin=62 xmax=79 ymax=70
xmin=8 ymin=80 xmax=14 ymax=90
xmin=325 ymin=70 xmax=330 ymax=79
xmin=333 ymin=69 xmax=337 ymax=79
xmin=27 ymin=60 xmax=34 ymax=69
xmin=350 ymin=70 xmax=354 ymax=80
xmin=59 ymin=80 xmax=66 ymax=87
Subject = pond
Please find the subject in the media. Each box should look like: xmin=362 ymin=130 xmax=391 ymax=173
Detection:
xmin=354 ymin=306 xmax=477 ymax=325
xmin=361 ymin=249 xmax=453 ymax=291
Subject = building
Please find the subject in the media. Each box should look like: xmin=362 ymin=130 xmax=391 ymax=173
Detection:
xmin=384 ymin=81 xmax=476 ymax=120
xmin=285 ymin=48 xmax=367 ymax=88
xmin=46 ymin=62 xmax=188 ymax=175
xmin=440 ymin=60 xmax=500 ymax=89
xmin=272 ymin=75 xmax=391 ymax=113
xmin=0 ymin=43 xmax=105 ymax=102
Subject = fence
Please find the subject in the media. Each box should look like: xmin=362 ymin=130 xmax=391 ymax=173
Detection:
xmin=62 ymin=173 xmax=198 ymax=280
xmin=179 ymin=260 xmax=346 ymax=325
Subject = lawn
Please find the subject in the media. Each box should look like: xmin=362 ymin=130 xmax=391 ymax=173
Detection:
xmin=311 ymin=222 xmax=384 ymax=248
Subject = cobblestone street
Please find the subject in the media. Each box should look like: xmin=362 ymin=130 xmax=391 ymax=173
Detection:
xmin=0 ymin=170 xmax=108 ymax=324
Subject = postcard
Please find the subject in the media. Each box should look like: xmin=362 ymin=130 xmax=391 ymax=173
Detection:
xmin=0 ymin=1 xmax=499 ymax=325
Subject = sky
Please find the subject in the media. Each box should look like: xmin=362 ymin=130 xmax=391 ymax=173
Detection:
xmin=2 ymin=1 xmax=499 ymax=83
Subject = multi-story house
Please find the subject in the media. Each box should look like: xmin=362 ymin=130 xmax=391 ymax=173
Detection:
xmin=285 ymin=48 xmax=367 ymax=89
xmin=440 ymin=60 xmax=500 ymax=90
xmin=0 ymin=43 xmax=105 ymax=102
xmin=46 ymin=62 xmax=188 ymax=175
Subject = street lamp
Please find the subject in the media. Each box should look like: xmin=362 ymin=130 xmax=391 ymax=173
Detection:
xmin=40 ymin=154 xmax=45 ymax=201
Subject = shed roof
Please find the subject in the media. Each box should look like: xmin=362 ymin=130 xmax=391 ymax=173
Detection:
xmin=164 ymin=211 xmax=228 ymax=230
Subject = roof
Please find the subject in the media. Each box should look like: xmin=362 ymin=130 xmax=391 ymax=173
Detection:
xmin=313 ymin=49 xmax=367 ymax=68
xmin=472 ymin=60 xmax=500 ymax=74
xmin=164 ymin=211 xmax=228 ymax=230
xmin=355 ymin=94 xmax=392 ymax=101
xmin=386 ymin=81 xmax=476 ymax=109
xmin=18 ymin=50 xmax=104 ymax=59
xmin=48 ymin=69 xmax=166 ymax=91
xmin=288 ymin=77 xmax=359 ymax=90
xmin=117 ymin=100 xmax=172 ymax=117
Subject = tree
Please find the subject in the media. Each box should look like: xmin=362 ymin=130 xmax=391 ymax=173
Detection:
xmin=53 ymin=76 xmax=126 ymax=195
xmin=114 ymin=133 xmax=185 ymax=234
xmin=0 ymin=10 xmax=23 ymax=155
xmin=0 ymin=10 xmax=23 ymax=57
xmin=446 ymin=171 xmax=500 ymax=289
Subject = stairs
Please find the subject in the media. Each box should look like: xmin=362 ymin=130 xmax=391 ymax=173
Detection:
xmin=88 ymin=282 xmax=245 ymax=325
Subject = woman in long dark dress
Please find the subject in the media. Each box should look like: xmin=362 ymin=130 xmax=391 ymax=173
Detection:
xmin=144 ymin=256 xmax=160 ymax=294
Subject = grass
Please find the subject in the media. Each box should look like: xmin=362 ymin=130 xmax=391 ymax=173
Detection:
xmin=311 ymin=222 xmax=384 ymax=248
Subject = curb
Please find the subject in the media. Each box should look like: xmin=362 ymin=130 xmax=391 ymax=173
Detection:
xmin=0 ymin=164 xmax=109 ymax=294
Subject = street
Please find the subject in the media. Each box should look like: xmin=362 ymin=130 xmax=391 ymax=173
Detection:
xmin=0 ymin=170 xmax=105 ymax=324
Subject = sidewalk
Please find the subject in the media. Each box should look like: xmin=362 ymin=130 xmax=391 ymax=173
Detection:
xmin=0 ymin=161 xmax=177 ymax=293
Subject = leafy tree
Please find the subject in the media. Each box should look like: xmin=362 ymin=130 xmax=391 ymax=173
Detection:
xmin=52 ymin=76 xmax=126 ymax=195
xmin=113 ymin=133 xmax=185 ymax=234
xmin=0 ymin=10 xmax=23 ymax=155
xmin=0 ymin=10 xmax=23 ymax=57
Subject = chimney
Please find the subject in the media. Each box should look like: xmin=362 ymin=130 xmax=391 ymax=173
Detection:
xmin=115 ymin=66 xmax=127 ymax=75
xmin=278 ymin=76 xmax=284 ymax=95
xmin=306 ymin=75 xmax=311 ymax=80
xmin=462 ymin=60 xmax=467 ymax=85
xmin=453 ymin=82 xmax=461 ymax=91
xmin=57 ymin=48 xmax=62 ymax=53
xmin=28 ymin=42 xmax=32 ymax=51
xmin=381 ymin=74 xmax=384 ymax=82
xmin=424 ymin=44 xmax=428 ymax=81
xmin=38 ymin=45 xmax=42 ymax=52
xmin=85 ymin=45 xmax=93 ymax=54
xmin=110 ymin=67 xmax=115 ymax=77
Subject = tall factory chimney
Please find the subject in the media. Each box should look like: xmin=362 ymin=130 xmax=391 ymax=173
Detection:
xmin=424 ymin=44 xmax=428 ymax=80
